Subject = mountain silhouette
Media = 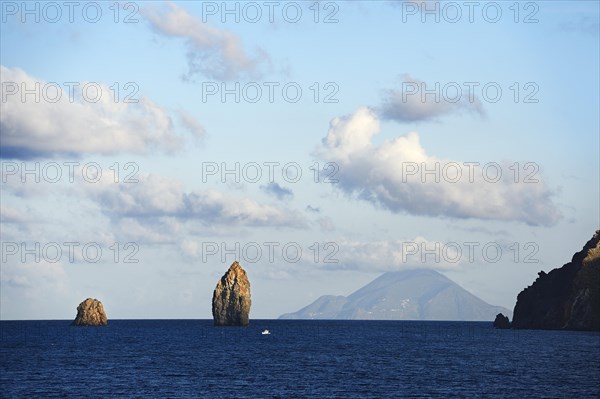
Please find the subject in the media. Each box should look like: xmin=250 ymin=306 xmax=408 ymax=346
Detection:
xmin=280 ymin=269 xmax=511 ymax=321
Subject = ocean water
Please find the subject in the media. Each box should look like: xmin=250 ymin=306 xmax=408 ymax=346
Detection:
xmin=1 ymin=320 xmax=599 ymax=398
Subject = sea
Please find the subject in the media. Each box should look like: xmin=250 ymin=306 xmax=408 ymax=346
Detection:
xmin=1 ymin=320 xmax=599 ymax=398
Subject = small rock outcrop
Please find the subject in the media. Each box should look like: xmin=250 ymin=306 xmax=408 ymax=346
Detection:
xmin=212 ymin=261 xmax=251 ymax=326
xmin=72 ymin=298 xmax=107 ymax=326
xmin=493 ymin=313 xmax=511 ymax=329
xmin=511 ymin=230 xmax=600 ymax=331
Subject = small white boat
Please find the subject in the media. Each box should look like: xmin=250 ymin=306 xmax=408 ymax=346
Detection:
xmin=261 ymin=329 xmax=270 ymax=335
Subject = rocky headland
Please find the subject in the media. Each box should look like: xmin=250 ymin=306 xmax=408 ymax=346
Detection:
xmin=510 ymin=230 xmax=600 ymax=331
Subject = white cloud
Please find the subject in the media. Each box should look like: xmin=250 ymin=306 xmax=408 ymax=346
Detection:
xmin=331 ymin=237 xmax=463 ymax=272
xmin=379 ymin=74 xmax=485 ymax=122
xmin=0 ymin=66 xmax=200 ymax=158
xmin=321 ymin=235 xmax=534 ymax=273
xmin=89 ymin=173 xmax=308 ymax=231
xmin=315 ymin=107 xmax=561 ymax=226
xmin=142 ymin=2 xmax=269 ymax=81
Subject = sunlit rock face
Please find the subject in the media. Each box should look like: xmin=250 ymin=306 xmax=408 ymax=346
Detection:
xmin=72 ymin=298 xmax=108 ymax=326
xmin=212 ymin=261 xmax=251 ymax=326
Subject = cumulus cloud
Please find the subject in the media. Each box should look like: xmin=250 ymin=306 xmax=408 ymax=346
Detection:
xmin=331 ymin=237 xmax=463 ymax=272
xmin=89 ymin=173 xmax=307 ymax=231
xmin=261 ymin=182 xmax=293 ymax=200
xmin=142 ymin=2 xmax=269 ymax=81
xmin=379 ymin=74 xmax=485 ymax=122
xmin=315 ymin=107 xmax=561 ymax=226
xmin=0 ymin=66 xmax=201 ymax=159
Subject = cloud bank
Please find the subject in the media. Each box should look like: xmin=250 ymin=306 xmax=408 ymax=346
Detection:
xmin=0 ymin=66 xmax=202 ymax=159
xmin=315 ymin=107 xmax=561 ymax=226
xmin=89 ymin=173 xmax=308 ymax=234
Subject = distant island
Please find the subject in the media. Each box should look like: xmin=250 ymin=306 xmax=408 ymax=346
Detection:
xmin=507 ymin=230 xmax=600 ymax=331
xmin=280 ymin=269 xmax=511 ymax=321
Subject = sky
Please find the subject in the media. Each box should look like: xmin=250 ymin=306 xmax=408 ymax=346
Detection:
xmin=1 ymin=0 xmax=598 ymax=320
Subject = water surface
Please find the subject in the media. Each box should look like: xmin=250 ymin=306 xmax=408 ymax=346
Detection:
xmin=1 ymin=320 xmax=599 ymax=398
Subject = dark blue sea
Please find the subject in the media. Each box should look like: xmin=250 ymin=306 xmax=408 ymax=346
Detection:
xmin=1 ymin=320 xmax=599 ymax=398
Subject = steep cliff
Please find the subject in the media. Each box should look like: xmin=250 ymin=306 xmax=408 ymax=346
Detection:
xmin=511 ymin=230 xmax=600 ymax=331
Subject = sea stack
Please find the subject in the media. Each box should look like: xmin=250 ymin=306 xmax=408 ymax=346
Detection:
xmin=493 ymin=313 xmax=511 ymax=329
xmin=511 ymin=230 xmax=600 ymax=331
xmin=72 ymin=298 xmax=108 ymax=326
xmin=212 ymin=261 xmax=251 ymax=326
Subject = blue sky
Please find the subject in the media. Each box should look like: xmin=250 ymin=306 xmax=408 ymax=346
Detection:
xmin=1 ymin=1 xmax=598 ymax=320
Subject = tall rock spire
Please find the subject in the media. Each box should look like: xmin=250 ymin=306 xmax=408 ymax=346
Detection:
xmin=212 ymin=261 xmax=251 ymax=326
